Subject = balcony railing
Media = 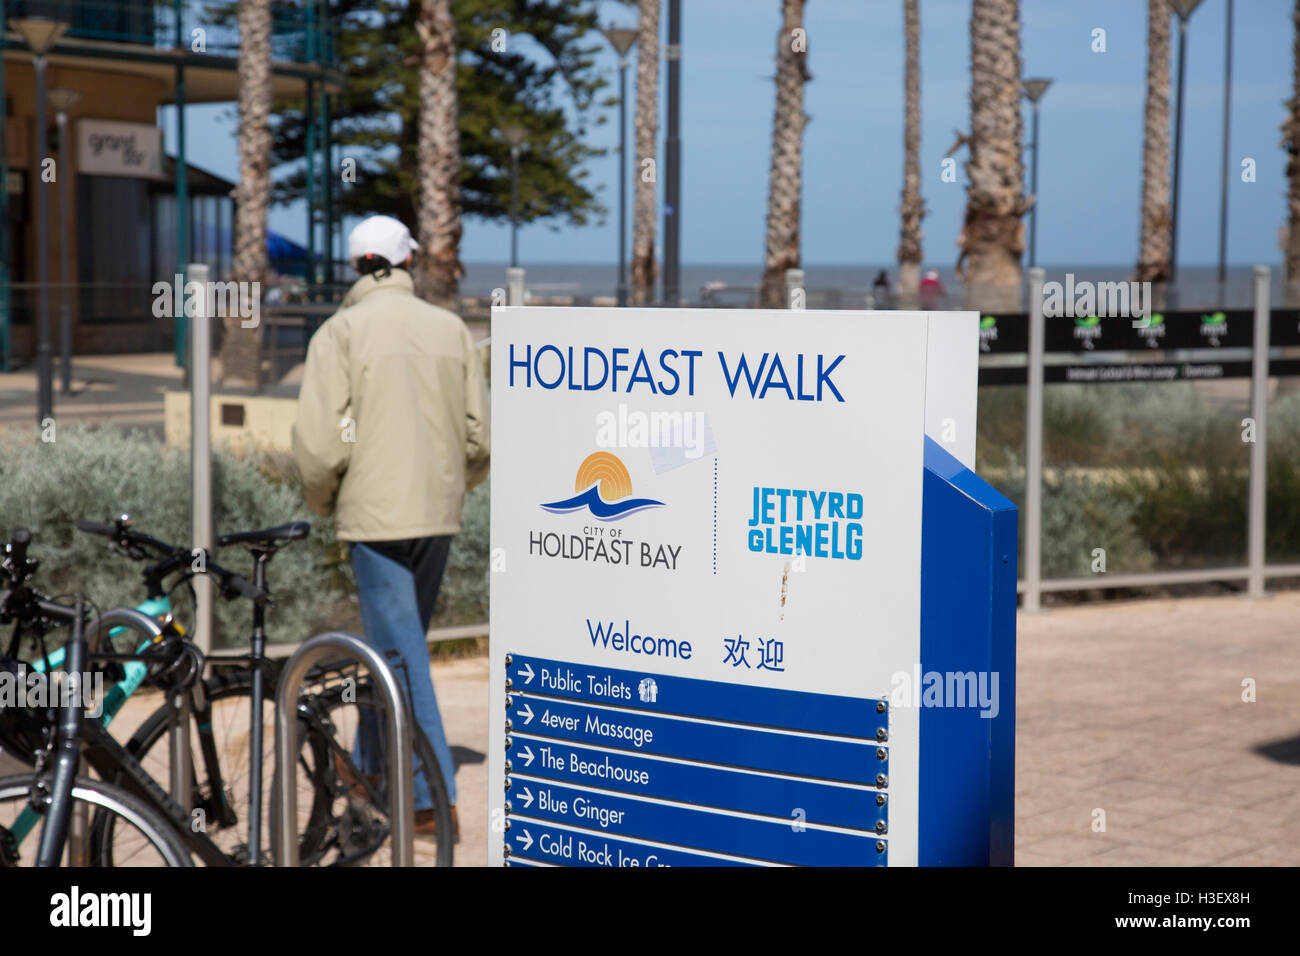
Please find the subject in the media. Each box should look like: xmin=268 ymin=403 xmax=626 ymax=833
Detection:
xmin=4 ymin=0 xmax=336 ymax=66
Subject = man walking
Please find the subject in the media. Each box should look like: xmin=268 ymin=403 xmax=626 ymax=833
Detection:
xmin=292 ymin=215 xmax=490 ymax=840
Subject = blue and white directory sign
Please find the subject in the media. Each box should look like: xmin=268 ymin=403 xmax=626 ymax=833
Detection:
xmin=489 ymin=307 xmax=1016 ymax=867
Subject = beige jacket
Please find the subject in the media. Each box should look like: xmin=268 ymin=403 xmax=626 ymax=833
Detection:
xmin=291 ymin=270 xmax=490 ymax=541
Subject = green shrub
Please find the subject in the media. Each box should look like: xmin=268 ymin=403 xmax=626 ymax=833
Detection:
xmin=0 ymin=425 xmax=489 ymax=648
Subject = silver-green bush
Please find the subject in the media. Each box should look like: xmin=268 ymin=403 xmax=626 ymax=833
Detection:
xmin=0 ymin=425 xmax=489 ymax=648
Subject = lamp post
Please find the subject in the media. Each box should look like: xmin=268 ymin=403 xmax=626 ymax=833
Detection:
xmin=1169 ymin=0 xmax=1203 ymax=294
xmin=1021 ymin=78 xmax=1053 ymax=270
xmin=13 ymin=18 xmax=69 ymax=425
xmin=49 ymin=88 xmax=79 ymax=395
xmin=502 ymin=126 xmax=528 ymax=268
xmin=603 ymin=26 xmax=638 ymax=307
xmin=664 ymin=0 xmax=681 ymax=306
xmin=1217 ymin=0 xmax=1234 ymax=288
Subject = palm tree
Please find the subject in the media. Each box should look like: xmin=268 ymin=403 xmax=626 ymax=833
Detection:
xmin=221 ymin=0 xmax=272 ymax=388
xmin=956 ymin=0 xmax=1027 ymax=312
xmin=414 ymin=0 xmax=463 ymax=310
xmin=897 ymin=0 xmax=924 ymax=308
xmin=1138 ymin=0 xmax=1172 ymax=284
xmin=759 ymin=0 xmax=810 ymax=309
xmin=1284 ymin=0 xmax=1300 ymax=300
xmin=631 ymin=0 xmax=661 ymax=306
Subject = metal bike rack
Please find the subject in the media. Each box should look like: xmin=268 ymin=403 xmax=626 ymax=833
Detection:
xmin=86 ymin=607 xmax=191 ymax=809
xmin=273 ymin=632 xmax=415 ymax=867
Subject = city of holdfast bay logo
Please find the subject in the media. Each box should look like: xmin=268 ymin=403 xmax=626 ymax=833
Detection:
xmin=541 ymin=452 xmax=665 ymax=521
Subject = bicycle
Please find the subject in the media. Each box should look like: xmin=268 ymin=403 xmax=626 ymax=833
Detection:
xmin=78 ymin=515 xmax=454 ymax=866
xmin=0 ymin=528 xmax=192 ymax=866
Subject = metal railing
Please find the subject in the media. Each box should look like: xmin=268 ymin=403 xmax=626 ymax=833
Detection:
xmin=1018 ymin=265 xmax=1280 ymax=610
xmin=274 ymin=631 xmax=414 ymax=867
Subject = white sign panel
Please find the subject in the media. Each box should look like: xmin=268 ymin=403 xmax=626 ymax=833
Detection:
xmin=76 ymin=120 xmax=163 ymax=180
xmin=489 ymin=307 xmax=973 ymax=867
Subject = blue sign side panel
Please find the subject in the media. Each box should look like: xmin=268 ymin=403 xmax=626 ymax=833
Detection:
xmin=507 ymin=654 xmax=885 ymax=739
xmin=509 ymin=735 xmax=885 ymax=829
xmin=918 ymin=437 xmax=1017 ymax=867
xmin=506 ymin=820 xmax=764 ymax=867
xmin=509 ymin=696 xmax=885 ymax=784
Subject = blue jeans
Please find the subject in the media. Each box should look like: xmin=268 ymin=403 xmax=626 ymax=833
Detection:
xmin=348 ymin=539 xmax=457 ymax=808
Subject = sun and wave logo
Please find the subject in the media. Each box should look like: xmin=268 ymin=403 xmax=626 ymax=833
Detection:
xmin=540 ymin=451 xmax=665 ymax=521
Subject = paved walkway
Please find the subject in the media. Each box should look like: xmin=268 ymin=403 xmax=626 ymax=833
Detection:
xmin=1015 ymin=590 xmax=1300 ymax=866
xmin=0 ymin=353 xmax=184 ymax=432
xmin=1 ymin=338 xmax=490 ymax=435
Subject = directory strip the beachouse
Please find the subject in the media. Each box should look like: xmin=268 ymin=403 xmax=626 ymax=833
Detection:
xmin=488 ymin=306 xmax=1015 ymax=867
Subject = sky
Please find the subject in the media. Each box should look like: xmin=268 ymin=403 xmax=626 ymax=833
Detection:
xmin=165 ymin=0 xmax=1294 ymax=269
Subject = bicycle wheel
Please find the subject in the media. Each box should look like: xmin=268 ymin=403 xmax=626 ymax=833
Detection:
xmin=0 ymin=773 xmax=192 ymax=867
xmin=305 ymin=678 xmax=454 ymax=867
xmin=100 ymin=668 xmax=335 ymax=866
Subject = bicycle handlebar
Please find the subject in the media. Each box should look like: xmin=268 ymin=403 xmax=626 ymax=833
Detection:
xmin=78 ymin=516 xmax=268 ymax=605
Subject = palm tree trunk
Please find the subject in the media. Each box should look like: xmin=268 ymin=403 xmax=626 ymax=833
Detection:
xmin=631 ymin=0 xmax=661 ymax=306
xmin=414 ymin=0 xmax=463 ymax=310
xmin=1138 ymin=0 xmax=1172 ymax=285
xmin=897 ymin=0 xmax=924 ymax=307
xmin=958 ymin=0 xmax=1027 ymax=312
xmin=760 ymin=0 xmax=810 ymax=309
xmin=1285 ymin=0 xmax=1300 ymax=300
xmin=222 ymin=0 xmax=272 ymax=389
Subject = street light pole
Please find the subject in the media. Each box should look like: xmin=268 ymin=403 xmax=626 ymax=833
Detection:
xmin=502 ymin=126 xmax=528 ymax=268
xmin=1021 ymin=78 xmax=1052 ymax=270
xmin=510 ymin=144 xmax=521 ymax=268
xmin=1169 ymin=0 xmax=1203 ymax=294
xmin=664 ymin=0 xmax=681 ymax=306
xmin=603 ymin=27 xmax=637 ymax=307
xmin=34 ymin=56 xmax=50 ymax=422
xmin=1217 ymin=0 xmax=1234 ymax=288
xmin=14 ymin=19 xmax=69 ymax=426
xmin=50 ymin=88 xmax=79 ymax=395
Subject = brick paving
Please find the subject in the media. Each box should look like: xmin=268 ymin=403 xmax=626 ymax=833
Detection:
xmin=1014 ymin=590 xmax=1300 ymax=866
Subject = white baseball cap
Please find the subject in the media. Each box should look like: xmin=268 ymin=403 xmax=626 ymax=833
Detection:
xmin=348 ymin=215 xmax=419 ymax=267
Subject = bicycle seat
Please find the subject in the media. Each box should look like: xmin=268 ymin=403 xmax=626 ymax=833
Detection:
xmin=217 ymin=522 xmax=310 ymax=550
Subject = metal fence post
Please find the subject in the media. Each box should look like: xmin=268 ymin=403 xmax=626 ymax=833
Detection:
xmin=275 ymin=632 xmax=414 ymax=867
xmin=1248 ymin=265 xmax=1270 ymax=599
xmin=189 ymin=263 xmax=213 ymax=656
xmin=1024 ymin=267 xmax=1046 ymax=612
xmin=785 ymin=269 xmax=804 ymax=310
xmin=507 ymin=267 xmax=525 ymax=307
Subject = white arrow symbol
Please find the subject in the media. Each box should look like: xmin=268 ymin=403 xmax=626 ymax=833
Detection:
xmin=515 ymin=829 xmax=533 ymax=851
xmin=519 ymin=663 xmax=535 ymax=684
xmin=520 ymin=745 xmax=534 ymax=767
xmin=518 ymin=702 xmax=534 ymax=725
xmin=519 ymin=787 xmax=534 ymax=809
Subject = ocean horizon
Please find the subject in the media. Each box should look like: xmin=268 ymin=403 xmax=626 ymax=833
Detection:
xmin=460 ymin=262 xmax=1285 ymax=310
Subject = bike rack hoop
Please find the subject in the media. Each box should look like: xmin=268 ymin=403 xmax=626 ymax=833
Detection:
xmin=273 ymin=631 xmax=415 ymax=867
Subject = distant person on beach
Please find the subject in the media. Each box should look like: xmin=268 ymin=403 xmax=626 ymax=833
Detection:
xmin=871 ymin=271 xmax=891 ymax=308
xmin=919 ymin=269 xmax=947 ymax=309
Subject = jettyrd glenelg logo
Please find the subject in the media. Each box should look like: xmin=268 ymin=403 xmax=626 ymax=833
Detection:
xmin=530 ymin=451 xmax=681 ymax=570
